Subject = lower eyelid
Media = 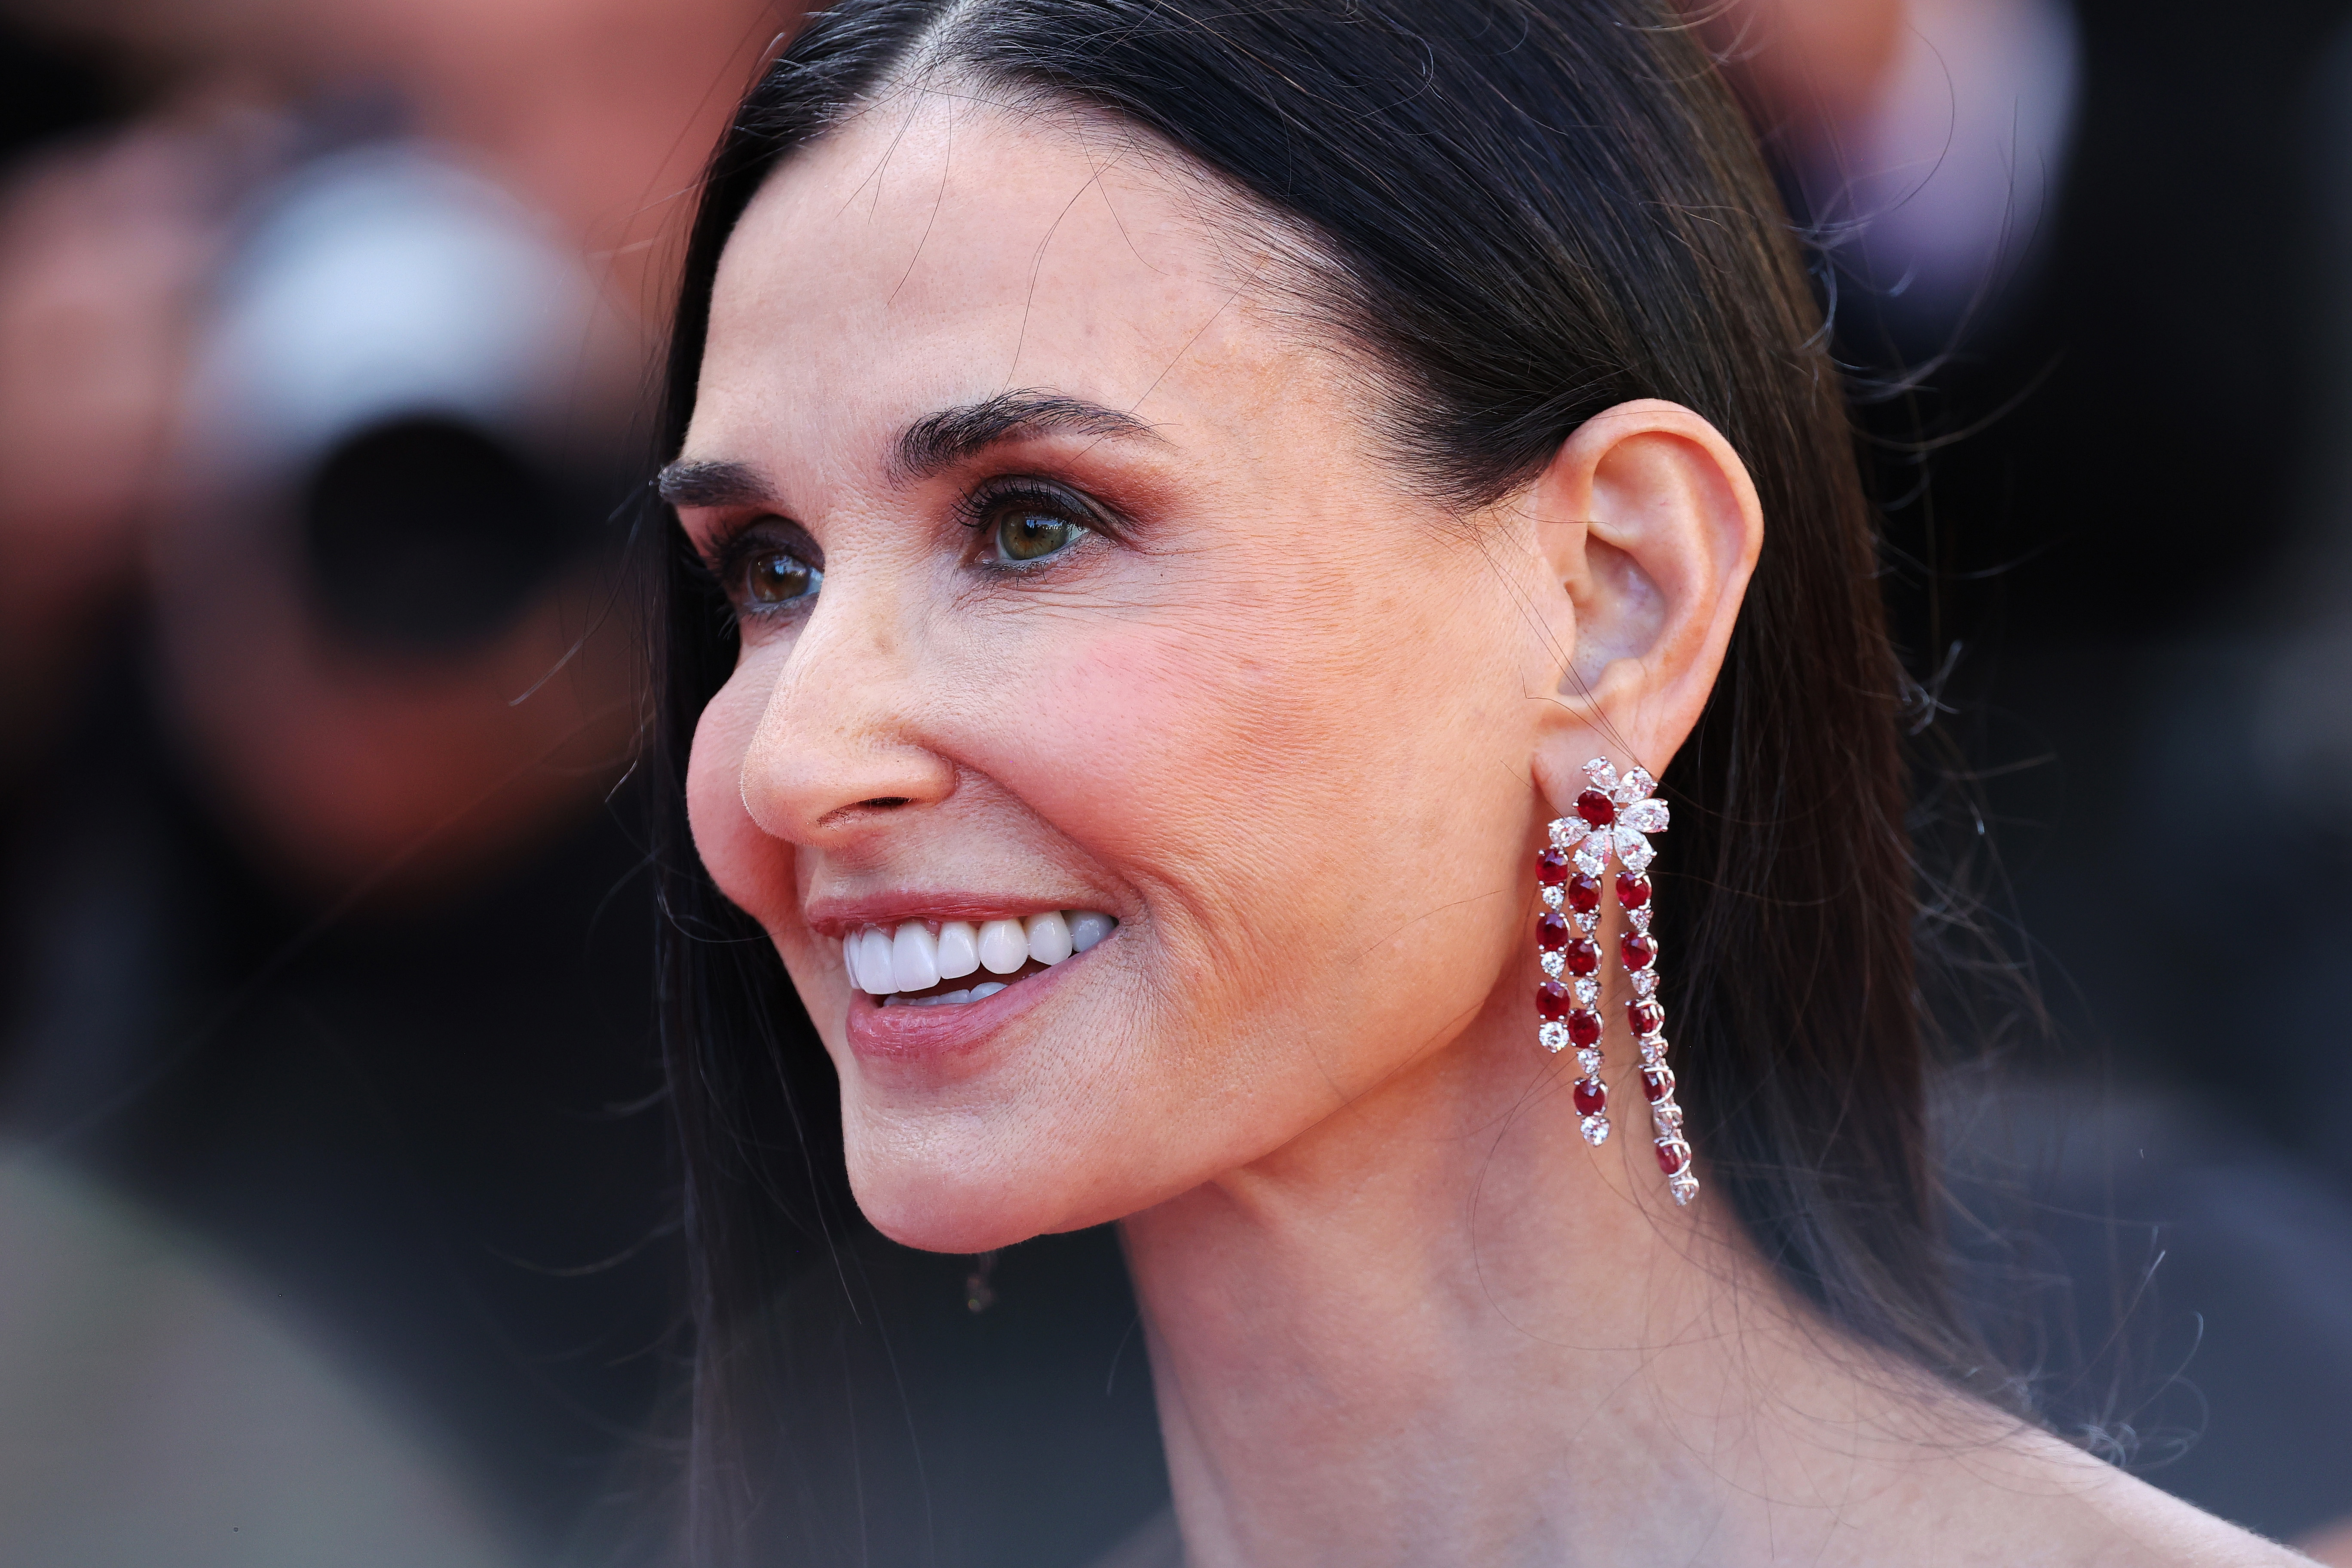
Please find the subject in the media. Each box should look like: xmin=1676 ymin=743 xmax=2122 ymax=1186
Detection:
xmin=986 ymin=535 xmax=1087 ymax=569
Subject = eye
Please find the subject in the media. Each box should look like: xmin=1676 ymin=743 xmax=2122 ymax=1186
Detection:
xmin=977 ymin=490 xmax=1090 ymax=564
xmin=736 ymin=545 xmax=820 ymax=609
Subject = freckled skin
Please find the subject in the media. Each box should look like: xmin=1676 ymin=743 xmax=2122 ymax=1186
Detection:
xmin=681 ymin=96 xmax=1547 ymax=1250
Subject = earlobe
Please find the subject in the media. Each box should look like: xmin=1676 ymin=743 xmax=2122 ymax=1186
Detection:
xmin=1524 ymin=399 xmax=1763 ymax=793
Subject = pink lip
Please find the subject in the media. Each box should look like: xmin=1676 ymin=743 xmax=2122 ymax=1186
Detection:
xmin=842 ymin=946 xmax=1086 ymax=1064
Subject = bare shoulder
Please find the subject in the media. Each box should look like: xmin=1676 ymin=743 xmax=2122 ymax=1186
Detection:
xmin=2072 ymin=1474 xmax=2318 ymax=1568
xmin=1965 ymin=1427 xmax=2318 ymax=1568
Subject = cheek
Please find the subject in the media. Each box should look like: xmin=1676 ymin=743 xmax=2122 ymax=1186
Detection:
xmin=684 ymin=658 xmax=795 ymax=927
xmin=952 ymin=574 xmax=1513 ymax=1031
xmin=951 ymin=610 xmax=1316 ymax=899
xmin=979 ymin=584 xmax=1499 ymax=883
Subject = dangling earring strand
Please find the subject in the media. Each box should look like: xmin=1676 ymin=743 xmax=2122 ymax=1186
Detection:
xmin=1534 ymin=757 xmax=1699 ymax=1205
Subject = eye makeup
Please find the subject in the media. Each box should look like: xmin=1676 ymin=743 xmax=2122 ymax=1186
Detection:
xmin=690 ymin=463 xmax=1140 ymax=630
xmin=954 ymin=474 xmax=1120 ymax=568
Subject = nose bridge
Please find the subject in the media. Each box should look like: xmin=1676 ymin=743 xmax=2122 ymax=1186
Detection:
xmin=740 ymin=566 xmax=952 ymax=842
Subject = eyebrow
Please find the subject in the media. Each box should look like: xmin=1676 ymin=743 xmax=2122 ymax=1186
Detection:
xmin=894 ymin=390 xmax=1163 ymax=483
xmin=657 ymin=390 xmax=1162 ymax=510
xmin=655 ymin=457 xmax=775 ymax=509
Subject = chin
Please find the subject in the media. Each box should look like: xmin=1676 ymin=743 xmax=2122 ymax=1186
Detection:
xmin=843 ymin=1128 xmax=1118 ymax=1255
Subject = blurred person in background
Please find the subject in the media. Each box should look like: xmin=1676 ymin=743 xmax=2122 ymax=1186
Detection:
xmin=0 ymin=1 xmax=790 ymax=1562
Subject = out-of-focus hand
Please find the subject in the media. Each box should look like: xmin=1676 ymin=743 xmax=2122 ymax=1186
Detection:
xmin=0 ymin=119 xmax=251 ymax=750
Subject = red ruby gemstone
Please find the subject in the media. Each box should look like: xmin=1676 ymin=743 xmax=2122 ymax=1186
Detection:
xmin=1537 ymin=910 xmax=1569 ymax=951
xmin=1615 ymin=873 xmax=1651 ymax=910
xmin=1641 ymin=1065 xmax=1673 ymax=1103
xmin=1537 ymin=846 xmax=1570 ymax=886
xmin=1573 ymin=1077 xmax=1608 ymax=1117
xmin=1575 ymin=788 xmax=1617 ymax=828
xmin=1656 ymin=1139 xmax=1689 ymax=1176
xmin=1537 ymin=979 xmax=1571 ymax=1021
xmin=1620 ymin=931 xmax=1656 ymax=971
xmin=1568 ymin=1009 xmax=1602 ymax=1047
xmin=1566 ymin=872 xmax=1602 ymax=914
xmin=1565 ymin=937 xmax=1599 ymax=977
xmin=1627 ymin=999 xmax=1664 ymax=1036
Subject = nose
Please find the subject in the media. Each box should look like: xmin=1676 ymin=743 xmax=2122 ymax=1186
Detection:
xmin=736 ymin=587 xmax=956 ymax=846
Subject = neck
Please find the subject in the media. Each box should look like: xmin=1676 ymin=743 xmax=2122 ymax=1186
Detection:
xmin=1118 ymin=987 xmax=2006 ymax=1567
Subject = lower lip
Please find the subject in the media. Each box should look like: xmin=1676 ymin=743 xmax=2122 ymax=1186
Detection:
xmin=843 ymin=953 xmax=1080 ymax=1064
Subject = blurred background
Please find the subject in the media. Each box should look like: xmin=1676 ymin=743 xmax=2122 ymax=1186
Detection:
xmin=0 ymin=0 xmax=2347 ymax=1564
xmin=0 ymin=0 xmax=783 ymax=1562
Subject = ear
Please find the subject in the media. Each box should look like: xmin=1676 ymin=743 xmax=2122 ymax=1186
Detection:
xmin=1520 ymin=399 xmax=1763 ymax=815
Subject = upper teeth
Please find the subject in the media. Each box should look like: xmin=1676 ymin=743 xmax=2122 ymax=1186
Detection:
xmin=845 ymin=911 xmax=1115 ymax=996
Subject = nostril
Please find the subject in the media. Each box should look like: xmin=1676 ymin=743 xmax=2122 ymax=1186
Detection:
xmin=859 ymin=796 xmax=911 ymax=810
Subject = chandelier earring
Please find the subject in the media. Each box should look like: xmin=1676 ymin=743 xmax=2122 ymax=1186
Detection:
xmin=1534 ymin=757 xmax=1698 ymax=1205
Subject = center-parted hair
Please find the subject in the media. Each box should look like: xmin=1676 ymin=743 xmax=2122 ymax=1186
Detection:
xmin=648 ymin=2 xmax=2000 ymax=1558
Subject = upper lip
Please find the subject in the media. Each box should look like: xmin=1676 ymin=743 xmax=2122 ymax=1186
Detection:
xmin=801 ymin=891 xmax=1112 ymax=939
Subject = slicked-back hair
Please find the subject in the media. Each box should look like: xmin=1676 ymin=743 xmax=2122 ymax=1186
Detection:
xmin=646 ymin=2 xmax=2000 ymax=1557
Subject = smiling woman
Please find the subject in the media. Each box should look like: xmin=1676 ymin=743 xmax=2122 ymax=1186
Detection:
xmin=642 ymin=3 xmax=2310 ymax=1566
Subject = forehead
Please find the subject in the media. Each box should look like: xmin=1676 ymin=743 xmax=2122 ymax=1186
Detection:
xmin=690 ymin=89 xmax=1302 ymax=473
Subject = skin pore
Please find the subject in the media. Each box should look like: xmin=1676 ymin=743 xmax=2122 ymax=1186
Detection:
xmin=673 ymin=88 xmax=2303 ymax=1568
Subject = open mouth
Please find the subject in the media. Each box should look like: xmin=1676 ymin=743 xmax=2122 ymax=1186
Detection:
xmin=844 ymin=911 xmax=1115 ymax=1008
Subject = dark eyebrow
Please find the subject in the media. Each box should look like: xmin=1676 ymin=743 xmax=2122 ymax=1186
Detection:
xmin=657 ymin=392 xmax=1161 ymax=508
xmin=656 ymin=457 xmax=776 ymax=509
xmin=891 ymin=389 xmax=1162 ymax=484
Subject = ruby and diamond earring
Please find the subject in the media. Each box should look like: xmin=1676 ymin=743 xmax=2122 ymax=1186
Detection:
xmin=1535 ymin=757 xmax=1699 ymax=1206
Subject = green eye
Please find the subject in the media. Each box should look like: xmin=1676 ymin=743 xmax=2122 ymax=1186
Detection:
xmin=742 ymin=548 xmax=818 ymax=606
xmin=994 ymin=507 xmax=1080 ymax=562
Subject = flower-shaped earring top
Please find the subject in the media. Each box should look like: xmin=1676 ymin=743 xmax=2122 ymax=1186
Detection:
xmin=1548 ymin=758 xmax=1669 ymax=873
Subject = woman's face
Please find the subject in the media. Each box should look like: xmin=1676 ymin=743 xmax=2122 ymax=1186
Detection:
xmin=675 ymin=95 xmax=1566 ymax=1251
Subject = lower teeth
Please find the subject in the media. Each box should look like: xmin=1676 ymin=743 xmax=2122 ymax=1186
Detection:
xmin=881 ymin=980 xmax=1011 ymax=1008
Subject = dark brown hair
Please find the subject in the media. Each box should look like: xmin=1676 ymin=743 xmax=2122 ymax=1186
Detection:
xmin=646 ymin=0 xmax=1998 ymax=1556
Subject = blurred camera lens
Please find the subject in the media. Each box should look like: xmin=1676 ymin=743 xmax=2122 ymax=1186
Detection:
xmin=181 ymin=143 xmax=629 ymax=655
xmin=300 ymin=413 xmax=564 ymax=653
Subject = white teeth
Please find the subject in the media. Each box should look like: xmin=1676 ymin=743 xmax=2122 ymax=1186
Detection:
xmin=977 ymin=919 xmax=1029 ymax=975
xmin=1025 ymin=911 xmax=1074 ymax=965
xmin=1067 ymin=911 xmax=1114 ymax=953
xmin=854 ymin=911 xmax=1115 ymax=997
xmin=890 ymin=920 xmax=940 ymax=992
xmin=935 ymin=920 xmax=980 ymax=980
xmin=853 ymin=927 xmax=896 ymax=995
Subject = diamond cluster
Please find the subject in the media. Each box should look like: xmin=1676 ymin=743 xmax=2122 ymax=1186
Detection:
xmin=1537 ymin=758 xmax=1698 ymax=1205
